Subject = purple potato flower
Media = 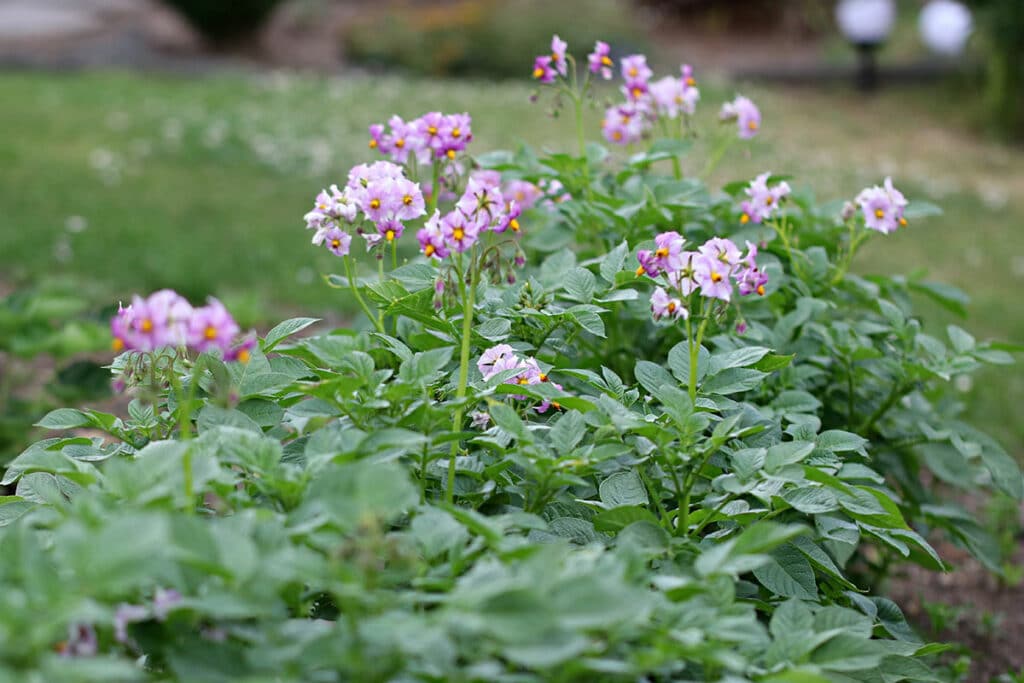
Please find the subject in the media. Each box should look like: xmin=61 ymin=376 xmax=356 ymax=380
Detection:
xmin=855 ymin=177 xmax=908 ymax=234
xmin=720 ymin=95 xmax=761 ymax=139
xmin=588 ymin=40 xmax=614 ymax=79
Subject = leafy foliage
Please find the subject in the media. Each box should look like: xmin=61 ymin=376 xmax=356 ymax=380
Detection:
xmin=1 ymin=61 xmax=1019 ymax=683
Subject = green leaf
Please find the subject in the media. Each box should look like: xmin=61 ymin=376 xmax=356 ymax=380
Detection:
xmin=753 ymin=544 xmax=818 ymax=600
xmin=667 ymin=342 xmax=709 ymax=385
xmin=634 ymin=360 xmax=675 ymax=396
xmin=599 ymin=241 xmax=629 ymax=283
xmin=765 ymin=441 xmax=815 ymax=473
xmin=489 ymin=402 xmax=531 ymax=442
xmin=548 ymin=410 xmax=585 ymax=454
xmin=708 ymin=346 xmax=772 ymax=374
xmin=817 ymin=430 xmax=868 ymax=453
xmin=475 ymin=317 xmax=511 ymax=342
xmin=946 ymin=325 xmax=975 ymax=353
xmin=701 ymin=368 xmax=767 ymax=395
xmin=569 ymin=309 xmax=606 ymax=338
xmin=782 ymin=486 xmax=839 ymax=514
xmin=35 ymin=408 xmax=91 ymax=430
xmin=563 ymin=267 xmax=597 ymax=303
xmin=599 ymin=470 xmax=649 ymax=507
xmin=262 ymin=317 xmax=320 ymax=351
xmin=812 ymin=634 xmax=885 ymax=672
xmin=592 ymin=505 xmax=658 ymax=533
xmin=770 ymin=599 xmax=814 ymax=639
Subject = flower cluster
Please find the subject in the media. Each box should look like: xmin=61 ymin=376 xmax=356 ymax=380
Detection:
xmin=478 ymin=344 xmax=563 ymax=413
xmin=602 ymin=60 xmax=700 ymax=145
xmin=637 ymin=234 xmax=768 ymax=318
xmin=304 ymin=161 xmax=426 ymax=255
xmin=855 ymin=177 xmax=908 ymax=234
xmin=719 ymin=95 xmax=761 ymax=139
xmin=739 ymin=172 xmax=791 ymax=224
xmin=417 ymin=172 xmax=524 ymax=261
xmin=368 ymin=112 xmax=473 ymax=165
xmin=111 ymin=290 xmax=254 ymax=361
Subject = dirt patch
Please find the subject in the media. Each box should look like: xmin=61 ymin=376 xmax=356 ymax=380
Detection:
xmin=888 ymin=534 xmax=1024 ymax=682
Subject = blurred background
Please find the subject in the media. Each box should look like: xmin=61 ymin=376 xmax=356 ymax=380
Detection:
xmin=0 ymin=0 xmax=1023 ymax=673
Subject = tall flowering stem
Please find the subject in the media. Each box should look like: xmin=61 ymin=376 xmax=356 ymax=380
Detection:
xmin=343 ymin=254 xmax=385 ymax=334
xmin=447 ymin=252 xmax=478 ymax=504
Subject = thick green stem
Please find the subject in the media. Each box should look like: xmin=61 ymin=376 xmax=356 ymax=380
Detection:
xmin=686 ymin=303 xmax=709 ymax=403
xmin=857 ymin=381 xmax=904 ymax=435
xmin=343 ymin=255 xmax=385 ymax=334
xmin=446 ymin=254 xmax=477 ymax=504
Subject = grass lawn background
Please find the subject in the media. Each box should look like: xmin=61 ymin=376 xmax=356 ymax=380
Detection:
xmin=0 ymin=70 xmax=1020 ymax=451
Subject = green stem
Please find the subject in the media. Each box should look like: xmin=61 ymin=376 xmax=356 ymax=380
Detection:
xmin=857 ymin=381 xmax=904 ymax=435
xmin=343 ymin=255 xmax=385 ymax=334
xmin=446 ymin=253 xmax=478 ymax=505
xmin=391 ymin=239 xmax=398 ymax=271
xmin=428 ymin=161 xmax=441 ymax=214
xmin=691 ymin=493 xmax=738 ymax=537
xmin=701 ymin=134 xmax=733 ymax=179
xmin=678 ymin=446 xmax=717 ymax=535
xmin=687 ymin=301 xmax=710 ymax=403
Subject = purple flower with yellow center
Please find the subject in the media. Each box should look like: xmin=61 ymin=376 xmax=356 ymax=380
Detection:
xmin=532 ymin=55 xmax=556 ymax=84
xmin=621 ymin=54 xmax=652 ymax=86
xmin=494 ymin=200 xmax=522 ymax=234
xmin=650 ymin=76 xmax=691 ymax=119
xmin=442 ymin=210 xmax=482 ymax=253
xmin=652 ymin=231 xmax=686 ymax=271
xmin=225 ymin=333 xmax=257 ymax=364
xmin=393 ymin=178 xmax=426 ymax=222
xmin=359 ymin=180 xmax=398 ymax=223
xmin=668 ymin=251 xmax=702 ymax=296
xmin=856 ymin=177 xmax=908 ymax=234
xmin=457 ymin=177 xmax=504 ymax=222
xmin=550 ymin=35 xmax=568 ymax=76
xmin=368 ymin=123 xmax=386 ymax=153
xmin=588 ymin=40 xmax=614 ymax=79
xmin=417 ymin=210 xmax=449 ymax=260
xmin=740 ymin=172 xmax=790 ymax=224
xmin=110 ymin=302 xmax=133 ymax=352
xmin=127 ymin=289 xmax=193 ymax=351
xmin=328 ymin=185 xmax=358 ymax=222
xmin=695 ymin=254 xmax=733 ymax=302
xmin=635 ymin=249 xmax=661 ymax=278
xmin=602 ymin=103 xmax=646 ymax=145
xmin=503 ymin=179 xmax=542 ymax=210
xmin=385 ymin=115 xmax=423 ymax=165
xmin=375 ymin=218 xmax=404 ymax=244
xmin=735 ymin=241 xmax=768 ymax=296
xmin=698 ymin=237 xmax=742 ymax=271
xmin=651 ymin=287 xmax=688 ymax=322
xmin=321 ymin=226 xmax=352 ymax=256
xmin=187 ymin=298 xmax=240 ymax=353
xmin=720 ymin=95 xmax=761 ymax=139
xmin=681 ymin=64 xmax=697 ymax=88
xmin=436 ymin=113 xmax=472 ymax=160
xmin=416 ymin=111 xmax=446 ymax=153
xmin=478 ymin=343 xmax=520 ymax=380
xmin=470 ymin=169 xmax=502 ymax=188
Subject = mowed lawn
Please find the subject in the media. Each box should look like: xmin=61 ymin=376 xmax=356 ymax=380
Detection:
xmin=0 ymin=70 xmax=1021 ymax=450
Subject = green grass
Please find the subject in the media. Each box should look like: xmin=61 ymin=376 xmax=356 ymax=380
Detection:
xmin=0 ymin=70 xmax=1021 ymax=451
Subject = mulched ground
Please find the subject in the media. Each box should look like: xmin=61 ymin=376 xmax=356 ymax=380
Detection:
xmin=888 ymin=535 xmax=1024 ymax=682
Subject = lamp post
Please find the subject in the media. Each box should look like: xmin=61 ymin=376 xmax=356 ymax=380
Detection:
xmin=836 ymin=0 xmax=896 ymax=91
xmin=919 ymin=0 xmax=973 ymax=58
